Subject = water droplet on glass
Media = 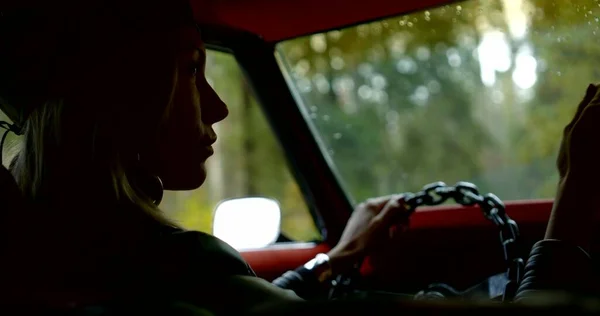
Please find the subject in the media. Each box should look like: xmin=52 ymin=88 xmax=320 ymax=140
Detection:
xmin=310 ymin=106 xmax=318 ymax=112
xmin=556 ymin=71 xmax=562 ymax=77
xmin=407 ymin=22 xmax=414 ymax=27
xmin=333 ymin=133 xmax=342 ymax=140
xmin=323 ymin=115 xmax=330 ymax=121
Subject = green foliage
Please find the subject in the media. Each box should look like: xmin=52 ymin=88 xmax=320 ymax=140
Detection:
xmin=277 ymin=0 xmax=600 ymax=205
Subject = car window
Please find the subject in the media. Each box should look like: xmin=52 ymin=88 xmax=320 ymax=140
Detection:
xmin=0 ymin=50 xmax=321 ymax=246
xmin=276 ymin=0 xmax=592 ymax=204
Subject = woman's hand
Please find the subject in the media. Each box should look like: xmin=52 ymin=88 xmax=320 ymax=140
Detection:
xmin=547 ymin=83 xmax=600 ymax=251
xmin=326 ymin=195 xmax=410 ymax=275
xmin=556 ymin=84 xmax=599 ymax=183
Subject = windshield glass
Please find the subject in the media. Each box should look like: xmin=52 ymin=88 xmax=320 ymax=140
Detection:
xmin=277 ymin=0 xmax=595 ymax=204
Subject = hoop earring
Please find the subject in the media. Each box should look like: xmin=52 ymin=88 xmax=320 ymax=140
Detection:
xmin=132 ymin=154 xmax=164 ymax=206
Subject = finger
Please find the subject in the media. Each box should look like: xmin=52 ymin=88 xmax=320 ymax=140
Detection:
xmin=587 ymin=83 xmax=600 ymax=106
xmin=564 ymin=84 xmax=599 ymax=134
xmin=574 ymin=94 xmax=600 ymax=128
xmin=363 ymin=194 xmax=406 ymax=215
xmin=374 ymin=195 xmax=410 ymax=226
xmin=363 ymin=194 xmax=399 ymax=209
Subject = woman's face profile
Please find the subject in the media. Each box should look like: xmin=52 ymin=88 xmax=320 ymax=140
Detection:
xmin=151 ymin=26 xmax=229 ymax=191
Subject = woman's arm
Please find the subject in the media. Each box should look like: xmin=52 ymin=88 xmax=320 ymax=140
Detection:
xmin=515 ymin=83 xmax=600 ymax=300
xmin=271 ymin=253 xmax=335 ymax=300
xmin=514 ymin=239 xmax=596 ymax=301
xmin=272 ymin=196 xmax=409 ymax=299
xmin=515 ymin=177 xmax=599 ymax=300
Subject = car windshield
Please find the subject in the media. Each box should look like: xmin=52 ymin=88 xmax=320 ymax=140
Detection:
xmin=276 ymin=0 xmax=595 ymax=204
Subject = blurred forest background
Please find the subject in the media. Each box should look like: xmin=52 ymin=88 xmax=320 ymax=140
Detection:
xmin=2 ymin=0 xmax=599 ymax=245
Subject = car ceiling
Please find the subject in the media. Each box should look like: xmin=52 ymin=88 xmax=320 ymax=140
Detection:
xmin=192 ymin=0 xmax=458 ymax=42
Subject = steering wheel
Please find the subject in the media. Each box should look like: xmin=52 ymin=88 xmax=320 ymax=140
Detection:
xmin=328 ymin=181 xmax=524 ymax=302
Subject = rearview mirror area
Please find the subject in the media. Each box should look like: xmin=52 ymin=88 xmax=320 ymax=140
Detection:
xmin=212 ymin=197 xmax=282 ymax=250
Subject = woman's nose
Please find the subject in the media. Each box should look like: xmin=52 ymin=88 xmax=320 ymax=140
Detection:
xmin=202 ymin=82 xmax=229 ymax=124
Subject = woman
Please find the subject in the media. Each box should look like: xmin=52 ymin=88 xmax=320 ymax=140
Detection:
xmin=0 ymin=0 xmax=409 ymax=312
xmin=0 ymin=0 xmax=597 ymax=314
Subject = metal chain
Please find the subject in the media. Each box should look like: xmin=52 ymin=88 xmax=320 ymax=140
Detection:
xmin=402 ymin=181 xmax=524 ymax=301
xmin=329 ymin=181 xmax=523 ymax=302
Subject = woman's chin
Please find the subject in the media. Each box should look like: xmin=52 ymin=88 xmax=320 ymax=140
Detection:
xmin=162 ymin=162 xmax=207 ymax=191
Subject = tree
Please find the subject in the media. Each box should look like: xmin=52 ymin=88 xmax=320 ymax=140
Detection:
xmin=278 ymin=2 xmax=493 ymax=202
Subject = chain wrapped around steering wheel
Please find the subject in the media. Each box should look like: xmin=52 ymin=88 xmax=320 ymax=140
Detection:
xmin=330 ymin=181 xmax=524 ymax=302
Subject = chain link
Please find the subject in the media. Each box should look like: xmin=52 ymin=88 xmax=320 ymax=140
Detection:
xmin=329 ymin=181 xmax=523 ymax=302
xmin=403 ymin=181 xmax=523 ymax=301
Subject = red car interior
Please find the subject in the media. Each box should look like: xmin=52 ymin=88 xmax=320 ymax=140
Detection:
xmin=244 ymin=200 xmax=553 ymax=293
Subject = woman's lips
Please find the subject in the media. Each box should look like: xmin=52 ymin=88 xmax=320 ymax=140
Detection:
xmin=199 ymin=137 xmax=216 ymax=158
xmin=200 ymin=145 xmax=214 ymax=158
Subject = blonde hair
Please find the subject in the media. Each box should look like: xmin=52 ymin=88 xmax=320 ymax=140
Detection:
xmin=10 ymin=74 xmax=180 ymax=228
xmin=3 ymin=6 xmax=194 ymax=229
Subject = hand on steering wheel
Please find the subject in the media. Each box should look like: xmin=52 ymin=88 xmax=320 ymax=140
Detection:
xmin=327 ymin=195 xmax=410 ymax=276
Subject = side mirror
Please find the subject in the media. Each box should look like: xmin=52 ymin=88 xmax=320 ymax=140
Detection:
xmin=212 ymin=197 xmax=282 ymax=250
